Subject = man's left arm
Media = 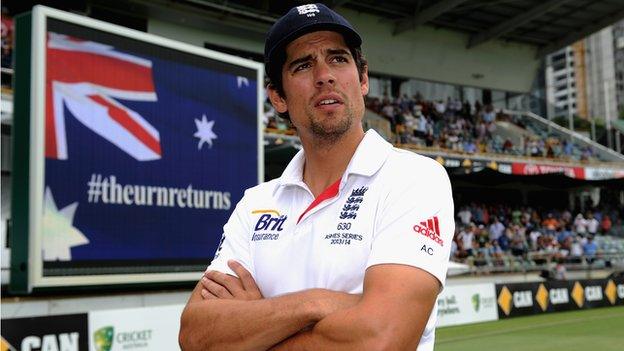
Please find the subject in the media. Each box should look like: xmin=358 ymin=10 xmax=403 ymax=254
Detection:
xmin=271 ymin=158 xmax=455 ymax=350
xmin=270 ymin=263 xmax=439 ymax=351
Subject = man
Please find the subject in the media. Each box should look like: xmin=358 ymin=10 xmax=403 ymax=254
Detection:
xmin=488 ymin=216 xmax=505 ymax=242
xmin=457 ymin=205 xmax=472 ymax=225
xmin=457 ymin=223 xmax=475 ymax=257
xmin=179 ymin=3 xmax=454 ymax=350
xmin=542 ymin=213 xmax=559 ymax=235
xmin=586 ymin=212 xmax=599 ymax=236
xmin=582 ymin=236 xmax=598 ymax=264
xmin=574 ymin=213 xmax=588 ymax=235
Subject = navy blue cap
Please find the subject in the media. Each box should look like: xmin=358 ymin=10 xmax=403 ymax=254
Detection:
xmin=264 ymin=3 xmax=362 ymax=79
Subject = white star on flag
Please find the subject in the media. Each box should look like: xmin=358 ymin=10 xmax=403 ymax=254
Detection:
xmin=194 ymin=114 xmax=218 ymax=149
xmin=42 ymin=187 xmax=89 ymax=261
xmin=237 ymin=76 xmax=249 ymax=88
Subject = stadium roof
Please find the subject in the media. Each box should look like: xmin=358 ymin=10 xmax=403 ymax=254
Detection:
xmin=147 ymin=0 xmax=624 ymax=58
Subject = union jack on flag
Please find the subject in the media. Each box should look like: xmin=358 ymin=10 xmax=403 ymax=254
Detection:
xmin=45 ymin=32 xmax=162 ymax=161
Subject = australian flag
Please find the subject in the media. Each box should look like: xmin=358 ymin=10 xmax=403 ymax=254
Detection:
xmin=42 ymin=26 xmax=259 ymax=274
xmin=46 ymin=32 xmax=162 ymax=161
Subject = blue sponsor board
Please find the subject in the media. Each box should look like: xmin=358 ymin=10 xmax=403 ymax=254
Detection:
xmin=495 ymin=278 xmax=624 ymax=318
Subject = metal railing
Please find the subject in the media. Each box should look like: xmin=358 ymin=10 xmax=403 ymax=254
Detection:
xmin=503 ymin=109 xmax=624 ymax=162
xmin=454 ymin=252 xmax=624 ymax=275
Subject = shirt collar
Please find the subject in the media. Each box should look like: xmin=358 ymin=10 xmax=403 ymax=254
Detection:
xmin=276 ymin=129 xmax=392 ymax=188
xmin=344 ymin=129 xmax=392 ymax=177
xmin=277 ymin=148 xmax=306 ymax=187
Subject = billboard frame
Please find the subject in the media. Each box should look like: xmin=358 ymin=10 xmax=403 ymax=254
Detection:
xmin=10 ymin=5 xmax=264 ymax=293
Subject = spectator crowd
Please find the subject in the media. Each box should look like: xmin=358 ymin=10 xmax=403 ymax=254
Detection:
xmin=365 ymin=94 xmax=597 ymax=161
xmin=263 ymin=88 xmax=600 ymax=162
xmin=452 ymin=202 xmax=624 ymax=272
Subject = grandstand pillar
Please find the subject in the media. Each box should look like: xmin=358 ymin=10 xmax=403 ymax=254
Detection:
xmin=578 ymin=189 xmax=596 ymax=213
xmin=391 ymin=77 xmax=407 ymax=98
xmin=568 ymin=191 xmax=576 ymax=212
xmin=607 ymin=126 xmax=614 ymax=150
xmin=616 ymin=130 xmax=621 ymax=153
xmin=483 ymin=89 xmax=492 ymax=105
xmin=580 ymin=195 xmax=585 ymax=214
xmin=521 ymin=189 xmax=528 ymax=205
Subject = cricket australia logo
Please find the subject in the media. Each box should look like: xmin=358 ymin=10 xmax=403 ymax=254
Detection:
xmin=297 ymin=4 xmax=320 ymax=17
xmin=340 ymin=187 xmax=368 ymax=220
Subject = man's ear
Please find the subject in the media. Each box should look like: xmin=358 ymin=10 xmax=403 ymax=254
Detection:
xmin=267 ymin=85 xmax=288 ymax=114
xmin=360 ymin=66 xmax=369 ymax=96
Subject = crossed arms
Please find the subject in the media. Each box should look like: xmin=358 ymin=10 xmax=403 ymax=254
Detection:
xmin=178 ymin=260 xmax=440 ymax=351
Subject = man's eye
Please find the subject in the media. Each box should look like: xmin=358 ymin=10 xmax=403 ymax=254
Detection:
xmin=332 ymin=56 xmax=348 ymax=63
xmin=294 ymin=63 xmax=311 ymax=72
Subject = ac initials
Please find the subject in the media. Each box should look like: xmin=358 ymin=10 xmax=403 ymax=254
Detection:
xmin=421 ymin=245 xmax=433 ymax=255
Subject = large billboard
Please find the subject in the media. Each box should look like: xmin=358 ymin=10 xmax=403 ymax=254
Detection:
xmin=88 ymin=305 xmax=184 ymax=351
xmin=436 ymin=283 xmax=498 ymax=327
xmin=495 ymin=278 xmax=624 ymax=318
xmin=0 ymin=306 xmax=184 ymax=351
xmin=1 ymin=313 xmax=89 ymax=351
xmin=429 ymin=155 xmax=624 ymax=181
xmin=11 ymin=6 xmax=263 ymax=292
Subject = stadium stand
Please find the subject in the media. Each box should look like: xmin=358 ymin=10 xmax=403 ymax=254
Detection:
xmin=265 ymin=93 xmax=623 ymax=165
xmin=263 ymin=93 xmax=624 ymax=277
xmin=364 ymin=94 xmax=619 ymax=162
xmin=452 ymin=202 xmax=624 ymax=274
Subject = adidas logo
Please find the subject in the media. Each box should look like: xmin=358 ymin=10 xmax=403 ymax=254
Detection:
xmin=413 ymin=216 xmax=444 ymax=246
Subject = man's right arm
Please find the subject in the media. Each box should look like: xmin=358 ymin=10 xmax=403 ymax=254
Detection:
xmin=179 ymin=282 xmax=314 ymax=351
xmin=179 ymin=265 xmax=360 ymax=351
xmin=179 ymin=191 xmax=310 ymax=351
xmin=178 ymin=192 xmax=358 ymax=350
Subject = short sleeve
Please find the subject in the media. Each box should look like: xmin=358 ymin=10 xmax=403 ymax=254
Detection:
xmin=366 ymin=161 xmax=455 ymax=288
xmin=206 ymin=191 xmax=254 ymax=277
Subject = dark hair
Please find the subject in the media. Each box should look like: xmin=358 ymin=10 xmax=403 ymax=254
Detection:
xmin=266 ymin=46 xmax=368 ymax=120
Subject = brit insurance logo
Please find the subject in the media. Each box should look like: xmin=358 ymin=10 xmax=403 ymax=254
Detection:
xmin=251 ymin=209 xmax=287 ymax=241
xmin=339 ymin=187 xmax=368 ymax=220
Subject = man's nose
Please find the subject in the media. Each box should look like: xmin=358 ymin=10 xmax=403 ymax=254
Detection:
xmin=314 ymin=61 xmax=335 ymax=87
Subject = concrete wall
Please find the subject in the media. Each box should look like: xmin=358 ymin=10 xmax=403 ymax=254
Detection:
xmin=148 ymin=8 xmax=540 ymax=93
xmin=343 ymin=9 xmax=538 ymax=93
xmin=148 ymin=18 xmax=264 ymax=56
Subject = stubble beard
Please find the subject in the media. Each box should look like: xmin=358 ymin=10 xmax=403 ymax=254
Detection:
xmin=306 ymin=100 xmax=356 ymax=146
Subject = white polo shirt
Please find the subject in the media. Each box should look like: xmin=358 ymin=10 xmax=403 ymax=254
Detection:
xmin=208 ymin=129 xmax=455 ymax=350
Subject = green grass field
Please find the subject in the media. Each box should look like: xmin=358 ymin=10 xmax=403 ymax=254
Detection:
xmin=435 ymin=306 xmax=624 ymax=351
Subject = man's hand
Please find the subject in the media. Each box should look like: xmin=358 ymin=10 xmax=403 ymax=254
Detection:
xmin=267 ymin=265 xmax=440 ymax=351
xmin=308 ymin=289 xmax=361 ymax=321
xmin=181 ymin=263 xmax=360 ymax=351
xmin=201 ymin=260 xmax=263 ymax=300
